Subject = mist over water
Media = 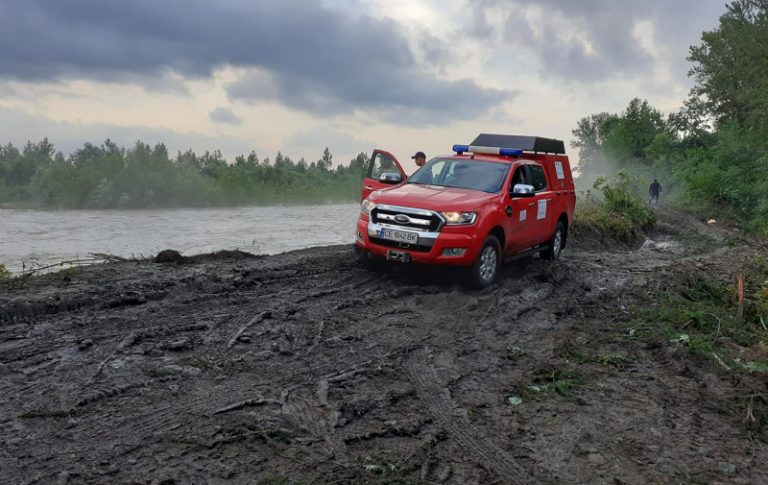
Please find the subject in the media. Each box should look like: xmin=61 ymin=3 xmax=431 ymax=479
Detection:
xmin=1 ymin=203 xmax=360 ymax=273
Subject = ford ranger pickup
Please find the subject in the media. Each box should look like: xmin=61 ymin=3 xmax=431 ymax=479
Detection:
xmin=355 ymin=134 xmax=576 ymax=288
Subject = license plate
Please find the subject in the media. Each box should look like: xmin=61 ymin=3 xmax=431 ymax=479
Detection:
xmin=387 ymin=250 xmax=411 ymax=263
xmin=379 ymin=228 xmax=418 ymax=244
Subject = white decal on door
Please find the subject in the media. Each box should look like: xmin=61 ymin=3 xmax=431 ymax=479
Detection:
xmin=554 ymin=161 xmax=565 ymax=180
xmin=519 ymin=209 xmax=527 ymax=222
xmin=537 ymin=199 xmax=547 ymax=220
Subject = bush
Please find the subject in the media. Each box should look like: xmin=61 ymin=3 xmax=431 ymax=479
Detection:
xmin=0 ymin=263 xmax=10 ymax=279
xmin=575 ymin=171 xmax=656 ymax=243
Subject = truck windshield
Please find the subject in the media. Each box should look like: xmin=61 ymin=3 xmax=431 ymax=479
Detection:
xmin=407 ymin=159 xmax=509 ymax=193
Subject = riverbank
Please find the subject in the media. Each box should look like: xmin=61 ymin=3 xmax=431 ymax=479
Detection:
xmin=2 ymin=208 xmax=768 ymax=484
xmin=0 ymin=203 xmax=359 ymax=274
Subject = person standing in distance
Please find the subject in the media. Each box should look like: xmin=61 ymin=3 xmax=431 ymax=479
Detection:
xmin=649 ymin=179 xmax=662 ymax=204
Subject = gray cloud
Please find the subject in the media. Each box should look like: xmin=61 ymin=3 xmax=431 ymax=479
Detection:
xmin=0 ymin=107 xmax=257 ymax=160
xmin=209 ymin=106 xmax=242 ymax=125
xmin=466 ymin=0 xmax=724 ymax=83
xmin=226 ymin=68 xmax=514 ymax=124
xmin=0 ymin=0 xmax=512 ymax=118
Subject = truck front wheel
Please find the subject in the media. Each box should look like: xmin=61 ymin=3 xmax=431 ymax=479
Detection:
xmin=468 ymin=235 xmax=501 ymax=289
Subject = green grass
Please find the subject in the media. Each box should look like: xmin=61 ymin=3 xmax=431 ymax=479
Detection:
xmin=519 ymin=368 xmax=585 ymax=398
xmin=627 ymin=266 xmax=768 ymax=371
xmin=614 ymin=264 xmax=768 ymax=439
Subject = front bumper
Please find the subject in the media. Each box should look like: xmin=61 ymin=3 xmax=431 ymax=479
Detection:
xmin=355 ymin=218 xmax=477 ymax=265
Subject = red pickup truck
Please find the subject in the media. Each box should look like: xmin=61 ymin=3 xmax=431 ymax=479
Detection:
xmin=354 ymin=134 xmax=576 ymax=288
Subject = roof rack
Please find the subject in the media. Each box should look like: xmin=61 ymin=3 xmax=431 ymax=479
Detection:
xmin=470 ymin=134 xmax=565 ymax=155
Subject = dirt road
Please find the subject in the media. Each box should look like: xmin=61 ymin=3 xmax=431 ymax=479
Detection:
xmin=1 ymin=208 xmax=767 ymax=484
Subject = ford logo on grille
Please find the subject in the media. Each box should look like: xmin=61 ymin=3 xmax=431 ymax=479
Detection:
xmin=394 ymin=214 xmax=412 ymax=224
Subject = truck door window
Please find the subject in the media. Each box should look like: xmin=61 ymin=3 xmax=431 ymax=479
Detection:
xmin=510 ymin=166 xmax=527 ymax=188
xmin=370 ymin=153 xmax=399 ymax=179
xmin=528 ymin=165 xmax=548 ymax=192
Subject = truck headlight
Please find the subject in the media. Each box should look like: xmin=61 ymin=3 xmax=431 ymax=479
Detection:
xmin=361 ymin=199 xmax=375 ymax=215
xmin=441 ymin=211 xmax=477 ymax=225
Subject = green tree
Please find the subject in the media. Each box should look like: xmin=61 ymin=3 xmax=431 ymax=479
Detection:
xmin=0 ymin=138 xmax=371 ymax=209
xmin=603 ymin=98 xmax=670 ymax=166
xmin=688 ymin=0 xmax=768 ymax=144
xmin=571 ymin=112 xmax=619 ymax=171
xmin=571 ymin=1 xmax=768 ymax=234
xmin=319 ymin=147 xmax=333 ymax=171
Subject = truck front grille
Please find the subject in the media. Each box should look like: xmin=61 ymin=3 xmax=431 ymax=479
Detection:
xmin=371 ymin=206 xmax=443 ymax=232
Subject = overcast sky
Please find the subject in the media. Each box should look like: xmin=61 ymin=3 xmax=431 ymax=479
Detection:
xmin=0 ymin=0 xmax=724 ymax=172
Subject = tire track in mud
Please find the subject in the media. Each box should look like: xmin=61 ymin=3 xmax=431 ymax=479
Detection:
xmin=5 ymin=259 xmax=526 ymax=478
xmin=11 ymin=274 xmax=388 ymax=428
xmin=1 ymin=307 xmax=211 ymax=371
xmin=0 ymin=287 xmax=176 ymax=325
xmin=0 ymin=252 xmax=374 ymax=480
xmin=3 ymin=250 xmax=576 ymax=482
xmin=406 ymin=349 xmax=530 ymax=484
xmin=59 ymin=328 xmax=455 ymax=462
xmin=497 ymin=283 xmax=556 ymax=320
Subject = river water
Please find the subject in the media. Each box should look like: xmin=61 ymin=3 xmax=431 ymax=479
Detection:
xmin=0 ymin=203 xmax=360 ymax=273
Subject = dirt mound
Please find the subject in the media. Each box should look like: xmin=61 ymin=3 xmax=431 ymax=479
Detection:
xmin=155 ymin=249 xmax=185 ymax=263
xmin=155 ymin=248 xmax=262 ymax=264
xmin=186 ymin=249 xmax=264 ymax=263
xmin=1 ymin=209 xmax=766 ymax=484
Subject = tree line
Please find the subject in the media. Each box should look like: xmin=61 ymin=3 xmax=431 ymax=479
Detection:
xmin=572 ymin=0 xmax=768 ymax=235
xmin=0 ymin=140 xmax=368 ymax=209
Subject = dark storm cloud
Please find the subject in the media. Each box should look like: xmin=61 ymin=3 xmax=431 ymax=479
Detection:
xmin=226 ymin=68 xmax=513 ymax=121
xmin=209 ymin=107 xmax=242 ymax=125
xmin=466 ymin=0 xmax=724 ymax=82
xmin=0 ymin=0 xmax=513 ymax=117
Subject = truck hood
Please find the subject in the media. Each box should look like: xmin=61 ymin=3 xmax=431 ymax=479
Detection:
xmin=369 ymin=183 xmax=497 ymax=211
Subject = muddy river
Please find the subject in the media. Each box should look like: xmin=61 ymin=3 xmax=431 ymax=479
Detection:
xmin=0 ymin=203 xmax=360 ymax=273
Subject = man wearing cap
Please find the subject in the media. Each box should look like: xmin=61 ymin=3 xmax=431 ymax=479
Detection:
xmin=411 ymin=151 xmax=433 ymax=184
xmin=412 ymin=151 xmax=427 ymax=168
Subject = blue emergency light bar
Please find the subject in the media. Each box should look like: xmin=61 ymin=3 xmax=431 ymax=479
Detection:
xmin=452 ymin=145 xmax=523 ymax=157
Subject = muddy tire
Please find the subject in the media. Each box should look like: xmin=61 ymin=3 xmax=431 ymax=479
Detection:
xmin=541 ymin=220 xmax=565 ymax=260
xmin=468 ymin=235 xmax=502 ymax=289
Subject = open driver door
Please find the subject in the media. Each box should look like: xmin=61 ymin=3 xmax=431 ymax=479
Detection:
xmin=361 ymin=149 xmax=406 ymax=201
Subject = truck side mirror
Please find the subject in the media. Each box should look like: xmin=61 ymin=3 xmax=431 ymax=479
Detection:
xmin=511 ymin=183 xmax=535 ymax=198
xmin=379 ymin=172 xmax=403 ymax=184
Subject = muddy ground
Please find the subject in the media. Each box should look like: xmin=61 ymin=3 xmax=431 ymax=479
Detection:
xmin=1 ymin=208 xmax=767 ymax=484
